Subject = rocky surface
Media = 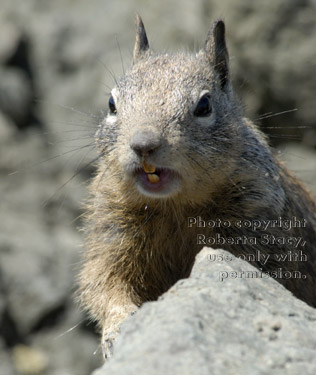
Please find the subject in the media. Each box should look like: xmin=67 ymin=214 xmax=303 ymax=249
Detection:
xmin=0 ymin=0 xmax=315 ymax=374
xmin=0 ymin=100 xmax=101 ymax=374
xmin=94 ymin=248 xmax=316 ymax=375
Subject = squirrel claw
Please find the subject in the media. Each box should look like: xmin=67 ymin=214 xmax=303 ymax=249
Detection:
xmin=102 ymin=338 xmax=114 ymax=359
xmin=101 ymin=307 xmax=137 ymax=360
xmin=101 ymin=329 xmax=120 ymax=360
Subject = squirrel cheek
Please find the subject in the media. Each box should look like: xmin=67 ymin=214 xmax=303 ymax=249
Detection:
xmin=147 ymin=174 xmax=160 ymax=183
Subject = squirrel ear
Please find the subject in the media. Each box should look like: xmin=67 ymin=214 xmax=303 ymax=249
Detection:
xmin=204 ymin=20 xmax=229 ymax=90
xmin=133 ymin=14 xmax=150 ymax=64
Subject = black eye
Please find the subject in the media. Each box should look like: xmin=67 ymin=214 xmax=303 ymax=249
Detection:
xmin=194 ymin=94 xmax=212 ymax=117
xmin=109 ymin=96 xmax=117 ymax=114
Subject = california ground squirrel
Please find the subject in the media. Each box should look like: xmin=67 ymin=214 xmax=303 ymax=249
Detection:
xmin=79 ymin=15 xmax=316 ymax=358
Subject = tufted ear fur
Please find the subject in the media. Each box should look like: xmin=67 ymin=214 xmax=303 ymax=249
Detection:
xmin=204 ymin=20 xmax=229 ymax=90
xmin=133 ymin=14 xmax=150 ymax=64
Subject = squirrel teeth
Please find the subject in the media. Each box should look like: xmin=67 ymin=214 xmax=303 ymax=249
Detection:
xmin=142 ymin=162 xmax=159 ymax=183
xmin=147 ymin=173 xmax=160 ymax=184
xmin=143 ymin=162 xmax=156 ymax=174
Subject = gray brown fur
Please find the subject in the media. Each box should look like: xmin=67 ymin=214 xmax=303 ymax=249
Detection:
xmin=78 ymin=16 xmax=316 ymax=357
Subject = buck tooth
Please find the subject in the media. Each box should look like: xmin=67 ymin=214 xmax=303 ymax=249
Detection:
xmin=143 ymin=162 xmax=156 ymax=173
xmin=148 ymin=173 xmax=160 ymax=183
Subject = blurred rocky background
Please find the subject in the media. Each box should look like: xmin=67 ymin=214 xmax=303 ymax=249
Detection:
xmin=0 ymin=0 xmax=315 ymax=374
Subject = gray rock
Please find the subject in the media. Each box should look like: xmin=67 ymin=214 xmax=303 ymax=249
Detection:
xmin=0 ymin=119 xmax=100 ymax=373
xmin=28 ymin=304 xmax=102 ymax=375
xmin=0 ymin=339 xmax=13 ymax=375
xmin=0 ymin=128 xmax=81 ymax=334
xmin=0 ymin=67 xmax=32 ymax=127
xmin=0 ymin=21 xmax=22 ymax=64
xmin=94 ymin=247 xmax=316 ymax=375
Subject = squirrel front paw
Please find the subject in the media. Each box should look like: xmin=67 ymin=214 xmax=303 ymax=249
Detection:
xmin=102 ymin=329 xmax=119 ymax=359
xmin=101 ymin=304 xmax=137 ymax=359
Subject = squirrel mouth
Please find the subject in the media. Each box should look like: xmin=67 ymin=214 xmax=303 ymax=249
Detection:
xmin=143 ymin=162 xmax=160 ymax=184
xmin=132 ymin=162 xmax=180 ymax=197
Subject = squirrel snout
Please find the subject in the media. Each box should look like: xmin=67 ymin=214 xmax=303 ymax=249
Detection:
xmin=130 ymin=130 xmax=162 ymax=157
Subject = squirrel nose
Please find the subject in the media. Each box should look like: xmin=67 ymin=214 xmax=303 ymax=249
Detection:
xmin=130 ymin=130 xmax=161 ymax=157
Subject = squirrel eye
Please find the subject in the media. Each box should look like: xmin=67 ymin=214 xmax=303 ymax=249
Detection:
xmin=194 ymin=94 xmax=212 ymax=117
xmin=109 ymin=96 xmax=117 ymax=114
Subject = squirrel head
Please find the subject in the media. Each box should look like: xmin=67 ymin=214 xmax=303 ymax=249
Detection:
xmin=97 ymin=15 xmax=244 ymax=204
